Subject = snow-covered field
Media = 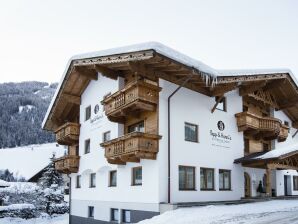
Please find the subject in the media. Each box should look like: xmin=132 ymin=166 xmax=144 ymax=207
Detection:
xmin=139 ymin=200 xmax=298 ymax=224
xmin=0 ymin=214 xmax=68 ymax=224
xmin=0 ymin=143 xmax=66 ymax=180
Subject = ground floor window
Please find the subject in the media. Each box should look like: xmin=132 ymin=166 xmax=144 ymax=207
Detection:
xmin=293 ymin=176 xmax=298 ymax=190
xmin=179 ymin=166 xmax=196 ymax=190
xmin=200 ymin=168 xmax=214 ymax=190
xmin=111 ymin=208 xmax=119 ymax=222
xmin=219 ymin=169 xmax=231 ymax=190
xmin=122 ymin=210 xmax=131 ymax=223
xmin=88 ymin=206 xmax=94 ymax=218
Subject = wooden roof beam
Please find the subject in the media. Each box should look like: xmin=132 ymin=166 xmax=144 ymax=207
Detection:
xmin=94 ymin=65 xmax=121 ymax=80
xmin=61 ymin=93 xmax=81 ymax=105
xmin=239 ymin=81 xmax=267 ymax=96
xmin=277 ymin=99 xmax=298 ymax=110
xmin=73 ymin=67 xmax=98 ymax=80
xmin=210 ymin=84 xmax=238 ymax=96
xmin=263 ymin=79 xmax=287 ymax=91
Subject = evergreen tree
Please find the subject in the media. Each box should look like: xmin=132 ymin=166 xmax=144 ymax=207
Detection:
xmin=38 ymin=161 xmax=63 ymax=189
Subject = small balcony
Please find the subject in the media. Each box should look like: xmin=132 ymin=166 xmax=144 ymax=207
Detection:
xmin=102 ymin=80 xmax=161 ymax=122
xmin=54 ymin=155 xmax=80 ymax=174
xmin=100 ymin=132 xmax=161 ymax=165
xmin=235 ymin=112 xmax=289 ymax=141
xmin=55 ymin=122 xmax=80 ymax=145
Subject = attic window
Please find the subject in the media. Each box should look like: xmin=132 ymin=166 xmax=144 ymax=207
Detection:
xmin=85 ymin=106 xmax=91 ymax=121
xmin=215 ymin=96 xmax=227 ymax=112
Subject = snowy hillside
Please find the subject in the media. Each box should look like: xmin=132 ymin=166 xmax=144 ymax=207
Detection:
xmin=0 ymin=143 xmax=66 ymax=180
xmin=0 ymin=81 xmax=57 ymax=148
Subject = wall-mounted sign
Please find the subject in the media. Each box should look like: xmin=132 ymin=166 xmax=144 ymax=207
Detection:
xmin=210 ymin=121 xmax=232 ymax=149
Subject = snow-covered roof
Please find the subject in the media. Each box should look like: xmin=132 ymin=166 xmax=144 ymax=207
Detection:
xmin=42 ymin=41 xmax=298 ymax=129
xmin=0 ymin=143 xmax=66 ymax=180
xmin=256 ymin=143 xmax=298 ymax=160
xmin=0 ymin=179 xmax=10 ymax=187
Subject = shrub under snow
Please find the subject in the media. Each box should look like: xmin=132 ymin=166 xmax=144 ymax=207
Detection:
xmin=0 ymin=203 xmax=37 ymax=219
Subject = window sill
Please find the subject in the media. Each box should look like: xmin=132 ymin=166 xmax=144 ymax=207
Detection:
xmin=184 ymin=139 xmax=199 ymax=143
xmin=200 ymin=189 xmax=215 ymax=191
xmin=131 ymin=184 xmax=142 ymax=186
xmin=109 ymin=185 xmax=117 ymax=187
xmin=179 ymin=189 xmax=197 ymax=191
xmin=219 ymin=189 xmax=232 ymax=191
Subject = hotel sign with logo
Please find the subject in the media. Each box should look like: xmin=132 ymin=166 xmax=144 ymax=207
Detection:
xmin=209 ymin=121 xmax=232 ymax=148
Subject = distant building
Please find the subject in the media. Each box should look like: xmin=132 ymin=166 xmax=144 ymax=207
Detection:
xmin=43 ymin=42 xmax=298 ymax=224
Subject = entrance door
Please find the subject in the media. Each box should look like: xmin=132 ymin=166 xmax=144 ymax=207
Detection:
xmin=244 ymin=172 xmax=251 ymax=198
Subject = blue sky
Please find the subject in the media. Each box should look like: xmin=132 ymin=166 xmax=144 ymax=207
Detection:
xmin=0 ymin=0 xmax=297 ymax=83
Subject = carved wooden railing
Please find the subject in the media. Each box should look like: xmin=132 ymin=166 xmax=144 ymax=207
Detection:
xmin=100 ymin=132 xmax=161 ymax=164
xmin=55 ymin=122 xmax=80 ymax=145
xmin=235 ymin=112 xmax=289 ymax=141
xmin=101 ymin=80 xmax=160 ymax=122
xmin=54 ymin=155 xmax=80 ymax=174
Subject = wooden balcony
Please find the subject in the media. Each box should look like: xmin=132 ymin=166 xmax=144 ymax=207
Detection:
xmin=55 ymin=122 xmax=80 ymax=145
xmin=54 ymin=155 xmax=80 ymax=174
xmin=102 ymin=80 xmax=161 ymax=122
xmin=235 ymin=112 xmax=289 ymax=141
xmin=100 ymin=132 xmax=161 ymax=165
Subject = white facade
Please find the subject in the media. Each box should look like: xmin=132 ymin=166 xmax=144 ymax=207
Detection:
xmin=67 ymin=74 xmax=298 ymax=223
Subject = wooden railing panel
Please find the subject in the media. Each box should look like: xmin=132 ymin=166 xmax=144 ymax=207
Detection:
xmin=55 ymin=122 xmax=80 ymax=145
xmin=54 ymin=155 xmax=80 ymax=174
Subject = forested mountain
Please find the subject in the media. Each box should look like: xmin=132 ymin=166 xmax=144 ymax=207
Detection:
xmin=0 ymin=81 xmax=57 ymax=148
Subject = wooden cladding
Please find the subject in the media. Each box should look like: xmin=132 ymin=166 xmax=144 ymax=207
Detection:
xmin=55 ymin=122 xmax=80 ymax=145
xmin=100 ymin=132 xmax=161 ymax=165
xmin=235 ymin=111 xmax=289 ymax=142
xmin=101 ymin=80 xmax=161 ymax=122
xmin=54 ymin=155 xmax=80 ymax=174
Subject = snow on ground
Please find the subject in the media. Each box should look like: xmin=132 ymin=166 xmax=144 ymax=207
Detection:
xmin=0 ymin=179 xmax=10 ymax=187
xmin=139 ymin=200 xmax=298 ymax=224
xmin=0 ymin=214 xmax=68 ymax=224
xmin=0 ymin=143 xmax=66 ymax=180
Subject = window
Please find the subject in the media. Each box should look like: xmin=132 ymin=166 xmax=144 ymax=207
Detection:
xmin=111 ymin=208 xmax=119 ymax=222
xmin=85 ymin=105 xmax=91 ymax=121
xmin=184 ymin=122 xmax=198 ymax=142
xmin=103 ymin=131 xmax=111 ymax=142
xmin=132 ymin=167 xmax=142 ymax=186
xmin=85 ymin=139 xmax=90 ymax=154
xmin=219 ymin=169 xmax=231 ymax=191
xmin=179 ymin=166 xmax=195 ymax=190
xmin=293 ymin=176 xmax=298 ymax=191
xmin=263 ymin=142 xmax=270 ymax=151
xmin=109 ymin=170 xmax=117 ymax=187
xmin=122 ymin=210 xmax=131 ymax=223
xmin=88 ymin=206 xmax=94 ymax=218
xmin=244 ymin=138 xmax=249 ymax=154
xmin=90 ymin=173 xmax=96 ymax=188
xmin=76 ymin=175 xmax=81 ymax=188
xmin=200 ymin=168 xmax=214 ymax=190
xmin=128 ymin=121 xmax=145 ymax=133
xmin=215 ymin=96 xmax=227 ymax=112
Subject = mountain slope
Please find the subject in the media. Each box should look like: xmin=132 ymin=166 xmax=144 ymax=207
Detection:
xmin=0 ymin=81 xmax=57 ymax=148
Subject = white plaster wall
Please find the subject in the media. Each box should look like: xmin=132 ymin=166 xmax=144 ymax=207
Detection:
xmin=159 ymin=79 xmax=244 ymax=203
xmin=70 ymin=73 xmax=161 ymax=221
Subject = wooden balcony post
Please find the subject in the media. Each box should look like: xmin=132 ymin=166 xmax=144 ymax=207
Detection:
xmin=266 ymin=168 xmax=272 ymax=197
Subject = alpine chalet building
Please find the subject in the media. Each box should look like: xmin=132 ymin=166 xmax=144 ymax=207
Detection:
xmin=42 ymin=42 xmax=298 ymax=223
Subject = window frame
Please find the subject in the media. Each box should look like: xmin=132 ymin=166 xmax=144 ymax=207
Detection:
xmin=128 ymin=120 xmax=145 ymax=133
xmin=184 ymin=122 xmax=199 ymax=143
xmin=132 ymin=167 xmax=142 ymax=186
xmin=85 ymin=105 xmax=91 ymax=121
xmin=122 ymin=210 xmax=131 ymax=223
xmin=76 ymin=175 xmax=81 ymax=188
xmin=178 ymin=165 xmax=196 ymax=191
xmin=200 ymin=167 xmax=215 ymax=191
xmin=103 ymin=131 xmax=111 ymax=143
xmin=215 ymin=96 xmax=227 ymax=112
xmin=219 ymin=169 xmax=231 ymax=191
xmin=88 ymin=206 xmax=94 ymax=218
xmin=293 ymin=176 xmax=298 ymax=191
xmin=111 ymin=208 xmax=119 ymax=222
xmin=84 ymin=139 xmax=91 ymax=154
xmin=90 ymin=173 xmax=96 ymax=188
xmin=109 ymin=170 xmax=117 ymax=187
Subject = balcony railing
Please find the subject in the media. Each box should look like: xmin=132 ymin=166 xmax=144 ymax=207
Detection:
xmin=54 ymin=155 xmax=80 ymax=174
xmin=55 ymin=122 xmax=80 ymax=145
xmin=235 ymin=112 xmax=289 ymax=141
xmin=101 ymin=80 xmax=161 ymax=122
xmin=100 ymin=132 xmax=161 ymax=164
